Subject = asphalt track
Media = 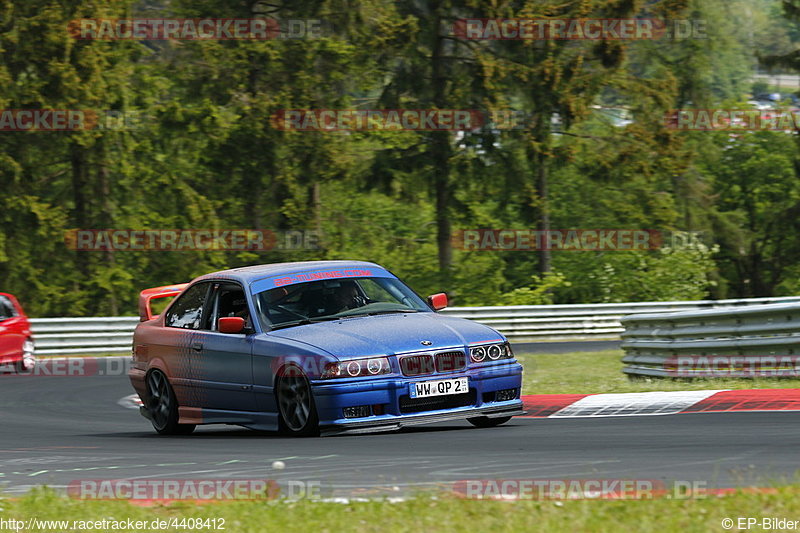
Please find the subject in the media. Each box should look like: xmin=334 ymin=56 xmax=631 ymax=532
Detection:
xmin=1 ymin=351 xmax=798 ymax=498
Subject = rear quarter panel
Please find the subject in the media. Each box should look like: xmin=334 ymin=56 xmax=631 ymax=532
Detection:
xmin=133 ymin=317 xmax=204 ymax=408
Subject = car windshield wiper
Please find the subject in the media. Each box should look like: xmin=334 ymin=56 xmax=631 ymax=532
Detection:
xmin=270 ymin=310 xmax=417 ymax=329
xmin=366 ymin=309 xmax=419 ymax=315
xmin=336 ymin=309 xmax=419 ymax=318
xmin=268 ymin=319 xmax=310 ymax=330
xmin=268 ymin=316 xmax=341 ymax=331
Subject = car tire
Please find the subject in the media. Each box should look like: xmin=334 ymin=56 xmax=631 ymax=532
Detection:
xmin=276 ymin=366 xmax=319 ymax=437
xmin=467 ymin=415 xmax=512 ymax=428
xmin=145 ymin=370 xmax=196 ymax=435
xmin=15 ymin=339 xmax=35 ymax=374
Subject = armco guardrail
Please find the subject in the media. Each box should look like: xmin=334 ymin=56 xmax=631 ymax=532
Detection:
xmin=621 ymin=300 xmax=800 ymax=378
xmin=443 ymin=297 xmax=800 ymax=343
xmin=28 ymin=297 xmax=800 ymax=356
xmin=30 ymin=317 xmax=139 ymax=356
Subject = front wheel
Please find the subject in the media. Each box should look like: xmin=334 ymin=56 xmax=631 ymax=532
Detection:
xmin=467 ymin=416 xmax=512 ymax=428
xmin=145 ymin=370 xmax=195 ymax=435
xmin=276 ymin=367 xmax=319 ymax=437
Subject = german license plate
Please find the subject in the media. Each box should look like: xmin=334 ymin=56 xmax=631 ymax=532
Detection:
xmin=409 ymin=377 xmax=468 ymax=398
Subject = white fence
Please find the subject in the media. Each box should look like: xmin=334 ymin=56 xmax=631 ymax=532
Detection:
xmin=28 ymin=296 xmax=800 ymax=356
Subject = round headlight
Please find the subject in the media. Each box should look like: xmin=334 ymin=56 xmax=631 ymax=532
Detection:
xmin=488 ymin=344 xmax=502 ymax=360
xmin=347 ymin=361 xmax=362 ymax=377
xmin=367 ymin=358 xmax=382 ymax=375
xmin=471 ymin=346 xmax=486 ymax=362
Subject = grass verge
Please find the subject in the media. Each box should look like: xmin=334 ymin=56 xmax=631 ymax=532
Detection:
xmin=517 ymin=350 xmax=800 ymax=395
xmin=2 ymin=487 xmax=800 ymax=533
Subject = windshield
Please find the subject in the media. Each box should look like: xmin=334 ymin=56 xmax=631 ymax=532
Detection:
xmin=255 ymin=277 xmax=430 ymax=330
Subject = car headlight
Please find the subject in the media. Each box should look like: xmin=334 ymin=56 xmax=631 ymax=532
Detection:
xmin=487 ymin=344 xmax=502 ymax=360
xmin=322 ymin=357 xmax=391 ymax=378
xmin=470 ymin=342 xmax=513 ymax=363
xmin=470 ymin=346 xmax=486 ymax=362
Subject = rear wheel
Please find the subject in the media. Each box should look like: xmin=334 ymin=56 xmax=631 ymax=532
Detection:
xmin=146 ymin=370 xmax=195 ymax=435
xmin=467 ymin=416 xmax=512 ymax=428
xmin=276 ymin=367 xmax=319 ymax=437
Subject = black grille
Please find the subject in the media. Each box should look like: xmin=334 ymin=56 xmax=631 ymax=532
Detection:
xmin=400 ymin=354 xmax=435 ymax=376
xmin=482 ymin=389 xmax=518 ymax=403
xmin=435 ymin=351 xmax=466 ymax=373
xmin=399 ymin=389 xmax=477 ymax=414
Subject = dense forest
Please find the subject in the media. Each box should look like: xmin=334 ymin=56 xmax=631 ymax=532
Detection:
xmin=3 ymin=0 xmax=800 ymax=316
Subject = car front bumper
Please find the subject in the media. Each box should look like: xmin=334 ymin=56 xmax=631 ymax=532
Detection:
xmin=312 ymin=362 xmax=524 ymax=434
xmin=321 ymin=402 xmax=524 ymax=435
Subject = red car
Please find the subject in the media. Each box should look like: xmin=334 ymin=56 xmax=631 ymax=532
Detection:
xmin=0 ymin=293 xmax=35 ymax=372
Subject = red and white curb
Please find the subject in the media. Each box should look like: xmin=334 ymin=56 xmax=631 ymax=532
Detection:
xmin=521 ymin=389 xmax=800 ymax=418
xmin=119 ymin=389 xmax=800 ymax=418
xmin=118 ymin=394 xmax=143 ymax=410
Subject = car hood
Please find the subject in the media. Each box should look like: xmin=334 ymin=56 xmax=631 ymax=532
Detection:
xmin=265 ymin=312 xmax=503 ymax=359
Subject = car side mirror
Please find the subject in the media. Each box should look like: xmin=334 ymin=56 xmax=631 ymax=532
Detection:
xmin=219 ymin=316 xmax=246 ymax=334
xmin=427 ymin=293 xmax=448 ymax=311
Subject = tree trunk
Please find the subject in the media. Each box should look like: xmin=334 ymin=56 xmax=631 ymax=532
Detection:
xmin=430 ymin=7 xmax=452 ymax=274
xmin=70 ymin=143 xmax=88 ymax=230
xmin=96 ymin=142 xmax=119 ymax=315
xmin=527 ymin=109 xmax=553 ymax=275
xmin=312 ymin=181 xmax=322 ymax=235
xmin=433 ymin=139 xmax=452 ymax=272
xmin=70 ymin=142 xmax=89 ymax=272
xmin=535 ymin=148 xmax=551 ymax=274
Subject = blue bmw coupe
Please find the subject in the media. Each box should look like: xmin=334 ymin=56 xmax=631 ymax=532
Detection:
xmin=129 ymin=261 xmax=524 ymax=436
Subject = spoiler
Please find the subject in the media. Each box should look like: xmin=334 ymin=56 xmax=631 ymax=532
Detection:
xmin=138 ymin=284 xmax=188 ymax=322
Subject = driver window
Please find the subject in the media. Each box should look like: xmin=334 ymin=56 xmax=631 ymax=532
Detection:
xmin=0 ymin=297 xmax=14 ymax=321
xmin=214 ymin=284 xmax=251 ymax=331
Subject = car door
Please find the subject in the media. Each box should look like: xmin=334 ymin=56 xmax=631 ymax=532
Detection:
xmin=160 ymin=282 xmax=214 ymax=408
xmin=0 ymin=295 xmax=25 ymax=362
xmin=193 ymin=281 xmax=257 ymax=412
xmin=0 ymin=294 xmax=31 ymax=362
